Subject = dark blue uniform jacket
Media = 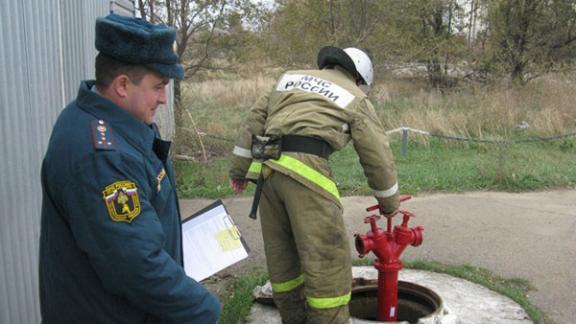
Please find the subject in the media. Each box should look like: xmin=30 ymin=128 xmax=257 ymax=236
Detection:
xmin=39 ymin=81 xmax=220 ymax=323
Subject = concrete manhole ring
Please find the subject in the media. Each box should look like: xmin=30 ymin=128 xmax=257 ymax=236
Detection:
xmin=248 ymin=266 xmax=533 ymax=324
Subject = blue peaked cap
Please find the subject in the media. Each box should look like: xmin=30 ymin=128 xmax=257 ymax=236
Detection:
xmin=95 ymin=14 xmax=184 ymax=80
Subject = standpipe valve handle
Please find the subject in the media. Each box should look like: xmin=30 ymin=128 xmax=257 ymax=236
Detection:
xmin=366 ymin=195 xmax=412 ymax=213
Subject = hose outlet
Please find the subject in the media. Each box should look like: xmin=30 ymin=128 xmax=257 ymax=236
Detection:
xmin=355 ymin=234 xmax=374 ymax=257
xmin=411 ymin=227 xmax=424 ymax=247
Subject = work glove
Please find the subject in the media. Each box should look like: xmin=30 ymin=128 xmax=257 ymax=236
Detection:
xmin=376 ymin=195 xmax=400 ymax=216
xmin=380 ymin=208 xmax=398 ymax=217
xmin=230 ymin=178 xmax=248 ymax=194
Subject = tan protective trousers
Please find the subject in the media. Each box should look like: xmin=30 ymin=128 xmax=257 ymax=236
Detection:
xmin=259 ymin=169 xmax=352 ymax=324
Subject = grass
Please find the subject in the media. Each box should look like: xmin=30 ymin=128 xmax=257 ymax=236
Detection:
xmin=175 ymin=138 xmax=576 ymax=198
xmin=175 ymin=159 xmax=239 ymax=198
xmin=334 ymin=138 xmax=576 ymax=195
xmin=219 ymin=273 xmax=268 ymax=324
xmin=176 ymin=73 xmax=576 ymax=160
xmin=371 ymin=74 xmax=576 ymax=138
xmin=174 ymin=73 xmax=576 ymax=198
xmin=219 ymin=259 xmax=551 ymax=324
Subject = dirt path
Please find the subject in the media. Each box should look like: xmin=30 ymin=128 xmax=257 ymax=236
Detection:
xmin=180 ymin=190 xmax=576 ymax=323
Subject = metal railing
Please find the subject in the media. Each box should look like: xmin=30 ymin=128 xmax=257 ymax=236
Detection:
xmin=385 ymin=127 xmax=576 ymax=156
xmin=177 ymin=127 xmax=576 ymax=160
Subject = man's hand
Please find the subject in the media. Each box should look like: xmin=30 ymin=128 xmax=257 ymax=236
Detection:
xmin=230 ymin=178 xmax=248 ymax=194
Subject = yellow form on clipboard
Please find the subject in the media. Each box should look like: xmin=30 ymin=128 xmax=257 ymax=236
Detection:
xmin=181 ymin=200 xmax=249 ymax=282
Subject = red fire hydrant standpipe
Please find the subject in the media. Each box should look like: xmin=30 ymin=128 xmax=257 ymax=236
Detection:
xmin=354 ymin=195 xmax=424 ymax=322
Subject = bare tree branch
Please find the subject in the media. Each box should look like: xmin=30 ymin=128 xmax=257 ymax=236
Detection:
xmin=183 ymin=104 xmax=208 ymax=163
xmin=138 ymin=0 xmax=147 ymax=19
xmin=185 ymin=2 xmax=227 ymax=76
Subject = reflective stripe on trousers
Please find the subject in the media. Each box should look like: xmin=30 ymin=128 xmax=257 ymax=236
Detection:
xmin=271 ymin=274 xmax=304 ymax=293
xmin=271 ymin=275 xmax=350 ymax=309
xmin=307 ymin=293 xmax=351 ymax=309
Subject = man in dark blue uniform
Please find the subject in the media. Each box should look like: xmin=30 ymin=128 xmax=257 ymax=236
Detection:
xmin=39 ymin=14 xmax=220 ymax=323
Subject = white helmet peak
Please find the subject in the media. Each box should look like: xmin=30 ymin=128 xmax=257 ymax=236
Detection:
xmin=343 ymin=47 xmax=374 ymax=87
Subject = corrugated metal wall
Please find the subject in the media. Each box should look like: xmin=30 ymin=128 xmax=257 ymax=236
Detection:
xmin=0 ymin=0 xmax=174 ymax=322
xmin=155 ymin=81 xmax=177 ymax=140
xmin=0 ymin=1 xmax=85 ymax=322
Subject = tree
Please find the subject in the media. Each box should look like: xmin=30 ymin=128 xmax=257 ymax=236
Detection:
xmin=370 ymin=0 xmax=467 ymax=88
xmin=264 ymin=0 xmax=471 ymax=88
xmin=262 ymin=0 xmax=381 ymax=67
xmin=136 ymin=0 xmax=262 ymax=137
xmin=485 ymin=0 xmax=576 ymax=85
xmin=417 ymin=0 xmax=466 ymax=88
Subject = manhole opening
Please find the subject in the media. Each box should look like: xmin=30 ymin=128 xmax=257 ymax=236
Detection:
xmin=349 ymin=281 xmax=442 ymax=323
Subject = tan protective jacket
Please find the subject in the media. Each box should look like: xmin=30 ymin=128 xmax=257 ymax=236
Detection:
xmin=230 ymin=67 xmax=399 ymax=212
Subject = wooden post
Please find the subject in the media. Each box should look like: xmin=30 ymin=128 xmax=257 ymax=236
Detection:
xmin=401 ymin=128 xmax=408 ymax=157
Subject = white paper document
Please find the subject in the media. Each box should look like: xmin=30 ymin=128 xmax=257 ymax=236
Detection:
xmin=182 ymin=200 xmax=249 ymax=282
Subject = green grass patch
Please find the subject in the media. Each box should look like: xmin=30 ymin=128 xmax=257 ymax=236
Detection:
xmin=174 ymin=159 xmax=255 ymax=198
xmin=221 ymin=259 xmax=551 ymax=324
xmin=219 ymin=273 xmax=268 ymax=324
xmin=334 ymin=138 xmax=576 ymax=195
xmin=175 ymin=138 xmax=576 ymax=198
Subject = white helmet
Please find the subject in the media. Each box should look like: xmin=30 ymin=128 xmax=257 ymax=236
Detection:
xmin=343 ymin=47 xmax=373 ymax=86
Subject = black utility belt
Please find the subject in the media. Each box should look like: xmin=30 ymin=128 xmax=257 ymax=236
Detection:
xmin=251 ymin=134 xmax=332 ymax=160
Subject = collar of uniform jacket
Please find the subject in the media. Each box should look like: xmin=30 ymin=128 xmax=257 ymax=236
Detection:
xmin=332 ymin=65 xmax=356 ymax=82
xmin=76 ymin=80 xmax=156 ymax=155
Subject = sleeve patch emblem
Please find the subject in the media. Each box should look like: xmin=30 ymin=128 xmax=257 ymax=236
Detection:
xmin=102 ymin=180 xmax=141 ymax=223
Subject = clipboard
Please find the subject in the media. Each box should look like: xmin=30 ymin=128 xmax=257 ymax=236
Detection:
xmin=181 ymin=200 xmax=249 ymax=281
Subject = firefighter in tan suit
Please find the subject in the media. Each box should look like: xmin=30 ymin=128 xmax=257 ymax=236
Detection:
xmin=229 ymin=47 xmax=399 ymax=323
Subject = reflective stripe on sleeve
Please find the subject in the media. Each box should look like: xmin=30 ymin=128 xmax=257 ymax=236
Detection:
xmin=307 ymin=292 xmax=351 ymax=309
xmin=233 ymin=146 xmax=252 ymax=158
xmin=268 ymin=155 xmax=340 ymax=201
xmin=271 ymin=274 xmax=304 ymax=293
xmin=373 ymin=182 xmax=398 ymax=198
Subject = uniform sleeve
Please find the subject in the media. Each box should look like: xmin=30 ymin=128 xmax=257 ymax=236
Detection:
xmin=63 ymin=151 xmax=220 ymax=323
xmin=229 ymin=91 xmax=270 ymax=179
xmin=349 ymin=99 xmax=400 ymax=213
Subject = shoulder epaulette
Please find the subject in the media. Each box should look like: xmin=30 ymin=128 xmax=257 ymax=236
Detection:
xmin=90 ymin=119 xmax=115 ymax=151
